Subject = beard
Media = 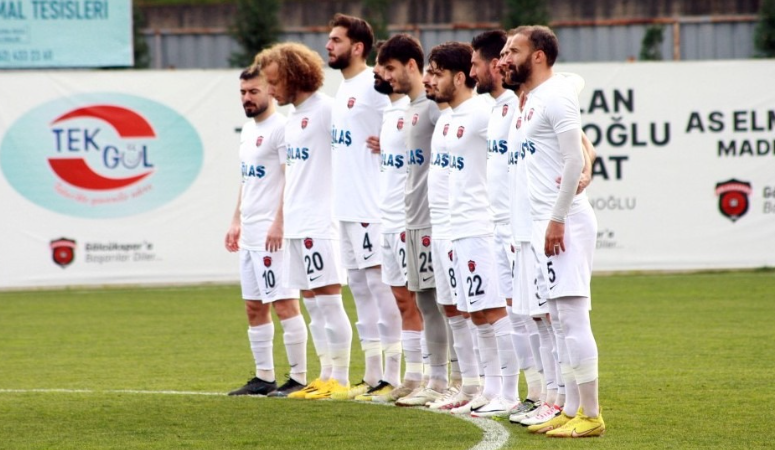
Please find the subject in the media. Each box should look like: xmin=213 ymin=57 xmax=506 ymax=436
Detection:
xmin=434 ymin=83 xmax=455 ymax=104
xmin=328 ymin=52 xmax=351 ymax=70
xmin=510 ymin=57 xmax=533 ymax=85
xmin=500 ymin=67 xmax=521 ymax=92
xmin=475 ymin=72 xmax=495 ymax=95
xmin=373 ymin=74 xmax=393 ymax=95
xmin=243 ymin=101 xmax=268 ymax=118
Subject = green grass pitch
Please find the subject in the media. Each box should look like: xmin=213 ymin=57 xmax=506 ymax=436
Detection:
xmin=1 ymin=270 xmax=774 ymax=449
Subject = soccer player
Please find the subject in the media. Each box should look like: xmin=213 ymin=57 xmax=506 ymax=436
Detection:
xmin=508 ymin=25 xmax=604 ymax=437
xmin=378 ymin=34 xmax=451 ymax=407
xmin=326 ymin=14 xmax=402 ymax=399
xmin=471 ymin=30 xmax=546 ymax=416
xmin=225 ymin=68 xmax=308 ymax=398
xmin=429 ymin=41 xmax=520 ymax=418
xmin=423 ymin=61 xmax=483 ymax=412
xmin=253 ymin=43 xmax=353 ymax=400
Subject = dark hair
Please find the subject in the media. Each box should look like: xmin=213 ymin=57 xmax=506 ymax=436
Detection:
xmin=471 ymin=30 xmax=507 ymax=63
xmin=428 ymin=41 xmax=476 ymax=89
xmin=514 ymin=25 xmax=559 ymax=66
xmin=240 ymin=67 xmax=260 ymax=80
xmin=329 ymin=14 xmax=374 ymax=57
xmin=377 ymin=34 xmax=424 ymax=71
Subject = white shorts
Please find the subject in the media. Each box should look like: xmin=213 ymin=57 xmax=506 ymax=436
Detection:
xmin=452 ymin=235 xmax=506 ymax=313
xmin=381 ymin=231 xmax=407 ymax=286
xmin=431 ymin=238 xmax=462 ymax=306
xmin=340 ymin=221 xmax=382 ymax=270
xmin=512 ymin=241 xmax=549 ymax=317
xmin=284 ymin=237 xmax=346 ymax=291
xmin=494 ymin=222 xmax=515 ymax=300
xmin=531 ymin=207 xmax=597 ymax=300
xmin=240 ymin=249 xmax=299 ymax=302
xmin=406 ymin=228 xmax=435 ymax=292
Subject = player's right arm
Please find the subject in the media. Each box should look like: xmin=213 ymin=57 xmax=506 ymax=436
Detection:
xmin=225 ymin=186 xmax=242 ymax=252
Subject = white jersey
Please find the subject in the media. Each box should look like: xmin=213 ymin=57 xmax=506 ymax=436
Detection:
xmin=379 ymin=95 xmax=410 ymax=234
xmin=331 ymin=67 xmax=390 ymax=223
xmin=447 ymin=96 xmax=493 ymax=240
xmin=520 ymin=75 xmax=590 ymax=220
xmin=238 ymin=112 xmax=287 ymax=250
xmin=427 ymin=107 xmax=453 ymax=238
xmin=284 ymin=92 xmax=338 ymax=239
xmin=487 ymin=90 xmax=518 ymax=225
xmin=508 ymin=99 xmax=532 ymax=242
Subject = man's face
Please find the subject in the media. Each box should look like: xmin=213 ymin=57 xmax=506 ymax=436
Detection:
xmin=382 ymin=59 xmax=412 ymax=95
xmin=498 ymin=37 xmax=521 ymax=89
xmin=372 ymin=62 xmax=393 ymax=95
xmin=422 ymin=66 xmax=435 ymax=100
xmin=508 ymin=33 xmax=535 ymax=85
xmin=262 ymin=62 xmax=291 ymax=106
xmin=430 ymin=66 xmax=456 ymax=104
xmin=240 ymin=76 xmax=271 ymax=118
xmin=326 ymin=26 xmax=353 ymax=70
xmin=470 ymin=49 xmax=494 ymax=95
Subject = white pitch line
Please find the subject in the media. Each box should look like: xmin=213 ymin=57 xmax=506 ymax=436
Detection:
xmin=0 ymin=388 xmax=510 ymax=450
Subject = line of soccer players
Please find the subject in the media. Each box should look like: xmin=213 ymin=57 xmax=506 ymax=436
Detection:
xmin=225 ymin=14 xmax=605 ymax=438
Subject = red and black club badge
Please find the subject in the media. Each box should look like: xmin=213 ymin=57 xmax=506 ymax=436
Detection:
xmin=304 ymin=237 xmax=314 ymax=249
xmin=347 ymin=97 xmax=356 ymax=109
xmin=301 ymin=117 xmax=309 ymax=129
xmin=457 ymin=126 xmax=465 ymax=139
xmin=256 ymin=136 xmax=264 ymax=147
xmin=715 ymin=179 xmax=752 ymax=222
xmin=50 ymin=238 xmax=76 ymax=268
xmin=468 ymin=260 xmax=476 ymax=272
xmin=263 ymin=256 xmax=272 ymax=267
xmin=421 ymin=235 xmax=431 ymax=247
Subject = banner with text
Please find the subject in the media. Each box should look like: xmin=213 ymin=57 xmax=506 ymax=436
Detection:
xmin=0 ymin=62 xmax=773 ymax=289
xmin=0 ymin=0 xmax=132 ymax=68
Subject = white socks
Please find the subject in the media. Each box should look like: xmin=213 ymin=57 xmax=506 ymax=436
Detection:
xmin=447 ymin=315 xmax=480 ymax=393
xmin=402 ymin=330 xmax=423 ymax=383
xmin=365 ymin=267 xmax=402 ymax=387
xmin=303 ymin=297 xmax=332 ymax=380
xmin=348 ymin=269 xmax=381 ymax=386
xmin=317 ymin=294 xmax=352 ymax=386
xmin=281 ymin=315 xmax=308 ymax=385
xmin=416 ymin=289 xmax=448 ymax=392
xmin=493 ymin=316 xmax=519 ymax=403
xmin=248 ymin=322 xmax=275 ymax=382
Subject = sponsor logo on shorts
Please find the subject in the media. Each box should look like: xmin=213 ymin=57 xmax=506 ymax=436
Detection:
xmin=468 ymin=260 xmax=476 ymax=272
xmin=304 ymin=237 xmax=314 ymax=249
xmin=715 ymin=179 xmax=752 ymax=222
xmin=263 ymin=256 xmax=272 ymax=267
xmin=51 ymin=237 xmax=76 ymax=268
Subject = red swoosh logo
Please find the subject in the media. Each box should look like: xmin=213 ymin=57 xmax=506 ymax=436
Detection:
xmin=48 ymin=158 xmax=152 ymax=190
xmin=51 ymin=106 xmax=156 ymax=138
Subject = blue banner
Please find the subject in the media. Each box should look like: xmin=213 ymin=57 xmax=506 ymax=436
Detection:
xmin=0 ymin=0 xmax=132 ymax=68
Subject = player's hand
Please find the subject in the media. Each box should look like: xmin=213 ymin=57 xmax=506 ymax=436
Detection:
xmin=555 ymin=172 xmax=592 ymax=194
xmin=265 ymin=221 xmax=283 ymax=252
xmin=225 ymin=225 xmax=240 ymax=252
xmin=366 ymin=135 xmax=381 ymax=154
xmin=544 ymin=220 xmax=565 ymax=257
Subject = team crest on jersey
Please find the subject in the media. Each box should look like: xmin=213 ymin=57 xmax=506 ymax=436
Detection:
xmin=50 ymin=237 xmax=76 ymax=268
xmin=412 ymin=114 xmax=419 ymax=126
xmin=516 ymin=117 xmax=522 ymax=129
xmin=457 ymin=126 xmax=465 ymax=139
xmin=467 ymin=260 xmax=476 ymax=273
xmin=348 ymin=97 xmax=356 ymax=109
xmin=502 ymin=104 xmax=509 ymax=117
xmin=397 ymin=117 xmax=404 ymax=130
xmin=715 ymin=179 xmax=752 ymax=222
xmin=263 ymin=256 xmax=272 ymax=267
xmin=421 ymin=235 xmax=431 ymax=247
xmin=527 ymin=108 xmax=534 ymax=121
xmin=400 ymin=231 xmax=406 ymax=243
xmin=443 ymin=123 xmax=449 ymax=136
xmin=256 ymin=136 xmax=264 ymax=147
xmin=301 ymin=117 xmax=309 ymax=129
xmin=304 ymin=237 xmax=314 ymax=249
xmin=448 ymin=250 xmax=453 ymax=261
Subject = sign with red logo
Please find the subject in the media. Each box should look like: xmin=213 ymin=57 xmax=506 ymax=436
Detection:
xmin=457 ymin=126 xmax=465 ymax=139
xmin=256 ymin=136 xmax=263 ymax=147
xmin=263 ymin=256 xmax=272 ymax=267
xmin=468 ymin=260 xmax=476 ymax=272
xmin=715 ymin=179 xmax=752 ymax=222
xmin=50 ymin=238 xmax=76 ymax=268
xmin=301 ymin=117 xmax=309 ymax=129
xmin=347 ymin=97 xmax=356 ymax=109
xmin=304 ymin=237 xmax=314 ymax=249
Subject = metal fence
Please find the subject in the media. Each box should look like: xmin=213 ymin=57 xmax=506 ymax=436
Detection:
xmin=142 ymin=16 xmax=760 ymax=69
